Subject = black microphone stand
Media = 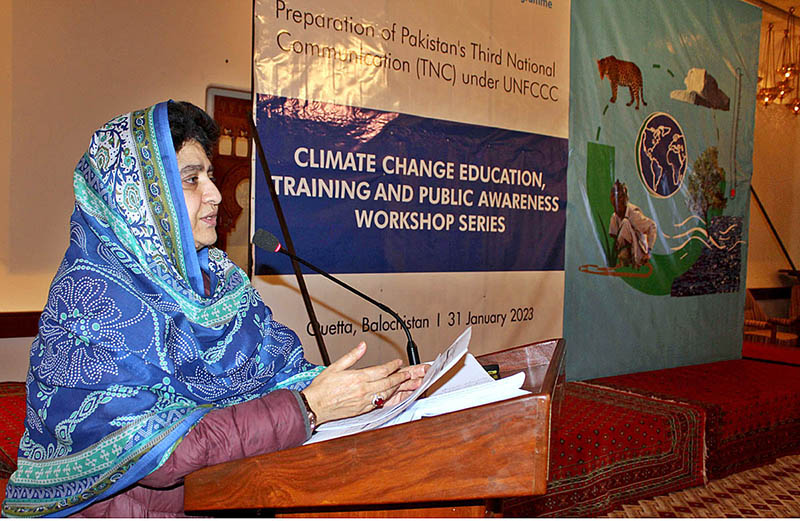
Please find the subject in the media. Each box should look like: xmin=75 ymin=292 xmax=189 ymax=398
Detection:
xmin=248 ymin=117 xmax=331 ymax=365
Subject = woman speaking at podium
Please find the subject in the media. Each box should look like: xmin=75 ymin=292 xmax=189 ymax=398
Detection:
xmin=1 ymin=101 xmax=424 ymax=517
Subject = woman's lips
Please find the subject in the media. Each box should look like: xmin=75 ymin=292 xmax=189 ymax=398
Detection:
xmin=201 ymin=214 xmax=217 ymax=226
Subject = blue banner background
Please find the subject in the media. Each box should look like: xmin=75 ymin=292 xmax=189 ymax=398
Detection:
xmin=254 ymin=95 xmax=568 ymax=275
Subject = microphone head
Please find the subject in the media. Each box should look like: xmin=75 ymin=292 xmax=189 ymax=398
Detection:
xmin=253 ymin=229 xmax=282 ymax=253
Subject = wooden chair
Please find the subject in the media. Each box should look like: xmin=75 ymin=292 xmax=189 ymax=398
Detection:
xmin=744 ymin=289 xmax=798 ymax=346
xmin=766 ymin=284 xmax=800 ymax=344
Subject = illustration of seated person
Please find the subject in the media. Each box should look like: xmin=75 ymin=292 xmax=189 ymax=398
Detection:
xmin=609 ymin=180 xmax=657 ymax=269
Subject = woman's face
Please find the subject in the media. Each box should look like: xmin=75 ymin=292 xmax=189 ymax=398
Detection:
xmin=177 ymin=139 xmax=222 ymax=250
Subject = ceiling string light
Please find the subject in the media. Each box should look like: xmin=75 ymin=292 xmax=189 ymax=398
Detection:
xmin=787 ymin=9 xmax=800 ymax=115
xmin=758 ymin=23 xmax=781 ymax=105
xmin=777 ymin=7 xmax=797 ymax=102
xmin=758 ymin=7 xmax=800 ymax=115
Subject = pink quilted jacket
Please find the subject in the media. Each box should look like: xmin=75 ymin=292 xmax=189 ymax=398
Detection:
xmin=72 ymin=389 xmax=310 ymax=517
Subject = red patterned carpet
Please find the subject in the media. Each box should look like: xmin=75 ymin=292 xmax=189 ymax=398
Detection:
xmin=0 ymin=382 xmax=25 ymax=479
xmin=591 ymin=359 xmax=800 ymax=480
xmin=0 ymin=382 xmax=25 ymax=506
xmin=503 ymin=382 xmax=706 ymax=517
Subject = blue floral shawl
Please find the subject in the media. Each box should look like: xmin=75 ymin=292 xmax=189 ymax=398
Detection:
xmin=2 ymin=102 xmax=321 ymax=517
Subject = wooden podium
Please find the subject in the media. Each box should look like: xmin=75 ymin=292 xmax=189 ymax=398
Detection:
xmin=184 ymin=338 xmax=565 ymax=517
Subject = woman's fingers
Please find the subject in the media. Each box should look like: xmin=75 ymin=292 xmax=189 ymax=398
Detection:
xmin=356 ymin=358 xmax=404 ymax=381
xmin=370 ymin=379 xmax=407 ymax=408
xmin=384 ymin=389 xmax=413 ymax=407
xmin=303 ymin=343 xmax=418 ymax=425
xmin=378 ymin=368 xmax=412 ymax=393
xmin=396 ymin=376 xmax=425 ymax=392
xmin=398 ymin=363 xmax=430 ymax=379
xmin=325 ymin=342 xmax=367 ymax=371
xmin=380 ymin=363 xmax=430 ymax=407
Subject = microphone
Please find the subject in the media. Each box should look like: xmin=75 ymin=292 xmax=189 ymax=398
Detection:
xmin=253 ymin=229 xmax=421 ymax=366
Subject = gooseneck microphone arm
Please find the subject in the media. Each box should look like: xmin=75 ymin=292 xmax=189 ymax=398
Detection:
xmin=253 ymin=229 xmax=421 ymax=366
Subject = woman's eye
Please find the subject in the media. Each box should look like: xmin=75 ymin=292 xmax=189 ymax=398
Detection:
xmin=183 ymin=176 xmax=198 ymax=185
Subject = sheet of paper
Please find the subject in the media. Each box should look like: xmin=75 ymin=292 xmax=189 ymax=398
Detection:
xmin=383 ymin=371 xmax=529 ymax=426
xmin=424 ymin=352 xmax=495 ymax=397
xmin=305 ymin=327 xmax=472 ymax=444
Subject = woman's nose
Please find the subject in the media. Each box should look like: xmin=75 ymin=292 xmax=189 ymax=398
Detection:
xmin=203 ymin=179 xmax=222 ymax=205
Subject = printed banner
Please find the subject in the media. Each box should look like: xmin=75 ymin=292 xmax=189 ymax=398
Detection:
xmin=253 ymin=97 xmax=567 ymax=274
xmin=253 ymin=0 xmax=570 ymax=366
xmin=564 ymin=0 xmax=760 ymax=380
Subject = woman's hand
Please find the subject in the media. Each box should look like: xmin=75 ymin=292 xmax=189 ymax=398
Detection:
xmin=385 ymin=363 xmax=430 ymax=407
xmin=301 ymin=342 xmax=411 ymax=426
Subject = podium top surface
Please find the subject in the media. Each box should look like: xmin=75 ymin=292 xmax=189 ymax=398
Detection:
xmin=477 ymin=337 xmax=562 ymax=394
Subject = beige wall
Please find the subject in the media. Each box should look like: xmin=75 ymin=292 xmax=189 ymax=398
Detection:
xmin=745 ymin=6 xmax=800 ymax=289
xmin=1 ymin=1 xmax=798 ymax=381
xmin=0 ymin=0 xmax=252 ymax=380
xmin=1 ymin=0 xmax=252 ymax=313
xmin=748 ymin=103 xmax=800 ymax=288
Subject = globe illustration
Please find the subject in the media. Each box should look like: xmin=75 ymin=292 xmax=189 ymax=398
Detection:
xmin=635 ymin=112 xmax=687 ymax=198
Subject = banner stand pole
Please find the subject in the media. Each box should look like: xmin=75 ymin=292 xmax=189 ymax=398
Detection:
xmin=249 ymin=116 xmax=331 ymax=366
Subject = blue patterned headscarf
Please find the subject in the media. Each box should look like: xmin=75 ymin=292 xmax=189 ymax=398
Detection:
xmin=2 ymin=102 xmax=321 ymax=517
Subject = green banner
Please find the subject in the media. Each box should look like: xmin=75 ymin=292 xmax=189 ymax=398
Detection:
xmin=564 ymin=0 xmax=761 ymax=380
